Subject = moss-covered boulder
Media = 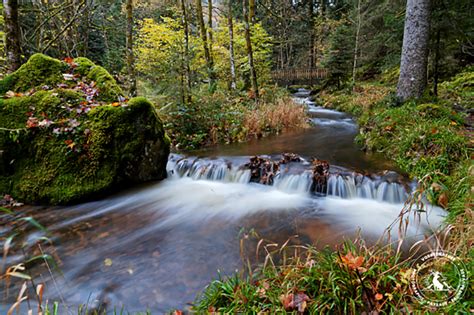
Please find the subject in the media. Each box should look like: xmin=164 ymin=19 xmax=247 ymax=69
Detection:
xmin=0 ymin=54 xmax=169 ymax=204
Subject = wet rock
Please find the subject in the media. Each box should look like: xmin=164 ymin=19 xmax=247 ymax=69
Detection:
xmin=310 ymin=158 xmax=330 ymax=193
xmin=244 ymin=156 xmax=280 ymax=185
xmin=279 ymin=153 xmax=302 ymax=164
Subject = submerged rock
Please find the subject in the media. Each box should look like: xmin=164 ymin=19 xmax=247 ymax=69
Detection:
xmin=0 ymin=54 xmax=169 ymax=204
xmin=310 ymin=158 xmax=330 ymax=193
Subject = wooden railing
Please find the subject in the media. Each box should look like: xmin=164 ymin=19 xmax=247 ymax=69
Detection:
xmin=271 ymin=68 xmax=328 ymax=84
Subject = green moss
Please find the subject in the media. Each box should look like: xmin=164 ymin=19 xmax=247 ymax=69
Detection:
xmin=73 ymin=57 xmax=96 ymax=76
xmin=73 ymin=57 xmax=123 ymax=102
xmin=0 ymin=56 xmax=169 ymax=205
xmin=0 ymin=53 xmax=67 ymax=94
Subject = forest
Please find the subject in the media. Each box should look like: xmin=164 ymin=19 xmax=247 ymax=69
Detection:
xmin=0 ymin=0 xmax=472 ymax=314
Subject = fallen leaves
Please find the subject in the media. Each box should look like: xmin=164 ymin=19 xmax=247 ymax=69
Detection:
xmin=280 ymin=292 xmax=310 ymax=313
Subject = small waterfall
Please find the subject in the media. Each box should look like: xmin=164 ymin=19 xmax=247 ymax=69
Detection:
xmin=326 ymin=174 xmax=408 ymax=203
xmin=167 ymin=156 xmax=251 ymax=184
xmin=273 ymin=171 xmax=313 ymax=193
xmin=167 ymin=155 xmax=410 ymax=204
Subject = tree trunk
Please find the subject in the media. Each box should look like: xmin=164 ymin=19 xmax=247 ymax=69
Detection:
xmin=3 ymin=0 xmax=21 ymax=72
xmin=309 ymin=0 xmax=315 ymax=70
xmin=227 ymin=0 xmax=237 ymax=90
xmin=433 ymin=29 xmax=441 ymax=96
xmin=249 ymin=0 xmax=255 ymax=23
xmin=180 ymin=0 xmax=192 ymax=104
xmin=195 ymin=0 xmax=215 ymax=86
xmin=126 ymin=0 xmax=137 ymax=97
xmin=208 ymin=0 xmax=213 ymax=58
xmin=396 ymin=0 xmax=431 ymax=101
xmin=243 ymin=0 xmax=258 ymax=99
xmin=352 ymin=0 xmax=361 ymax=87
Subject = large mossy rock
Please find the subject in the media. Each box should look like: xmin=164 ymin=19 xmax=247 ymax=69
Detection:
xmin=0 ymin=54 xmax=169 ymax=204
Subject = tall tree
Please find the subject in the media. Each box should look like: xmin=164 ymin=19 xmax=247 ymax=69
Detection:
xmin=195 ymin=0 xmax=215 ymax=87
xmin=243 ymin=0 xmax=258 ymax=98
xmin=308 ymin=0 xmax=315 ymax=70
xmin=396 ymin=0 xmax=431 ymax=101
xmin=227 ymin=0 xmax=237 ymax=90
xmin=3 ymin=0 xmax=21 ymax=72
xmin=180 ymin=0 xmax=192 ymax=103
xmin=352 ymin=0 xmax=361 ymax=87
xmin=126 ymin=0 xmax=137 ymax=97
xmin=207 ymin=0 xmax=213 ymax=60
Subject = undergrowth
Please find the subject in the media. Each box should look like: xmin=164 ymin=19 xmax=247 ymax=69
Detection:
xmin=157 ymin=86 xmax=308 ymax=150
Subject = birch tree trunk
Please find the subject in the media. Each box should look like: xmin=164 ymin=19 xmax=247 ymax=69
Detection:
xmin=3 ymin=0 xmax=21 ymax=72
xmin=126 ymin=0 xmax=137 ymax=97
xmin=227 ymin=0 xmax=237 ymax=90
xmin=396 ymin=0 xmax=431 ymax=101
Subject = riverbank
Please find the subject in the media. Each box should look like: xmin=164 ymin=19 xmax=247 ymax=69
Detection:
xmin=194 ymin=71 xmax=473 ymax=313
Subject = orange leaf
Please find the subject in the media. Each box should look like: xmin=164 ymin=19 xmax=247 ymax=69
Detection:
xmin=438 ymin=193 xmax=448 ymax=208
xmin=64 ymin=139 xmax=75 ymax=149
xmin=341 ymin=252 xmax=365 ymax=271
xmin=111 ymin=102 xmax=120 ymax=107
xmin=375 ymin=293 xmax=383 ymax=300
xmin=64 ymin=57 xmax=74 ymax=64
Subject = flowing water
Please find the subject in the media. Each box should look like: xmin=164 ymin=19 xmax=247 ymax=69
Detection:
xmin=1 ymin=89 xmax=446 ymax=313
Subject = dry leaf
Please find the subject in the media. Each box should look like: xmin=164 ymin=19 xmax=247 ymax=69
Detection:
xmin=438 ymin=193 xmax=448 ymax=208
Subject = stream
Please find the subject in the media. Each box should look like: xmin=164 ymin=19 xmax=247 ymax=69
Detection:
xmin=1 ymin=89 xmax=445 ymax=313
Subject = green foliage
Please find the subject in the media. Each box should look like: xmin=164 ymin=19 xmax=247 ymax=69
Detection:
xmin=323 ymin=21 xmax=354 ymax=87
xmin=195 ymin=240 xmax=468 ymax=314
xmin=136 ymin=16 xmax=273 ymax=99
xmin=162 ymin=86 xmax=307 ymax=150
xmin=439 ymin=68 xmax=474 ymax=108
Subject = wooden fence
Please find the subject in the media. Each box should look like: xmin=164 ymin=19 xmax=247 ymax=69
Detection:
xmin=271 ymin=68 xmax=329 ymax=85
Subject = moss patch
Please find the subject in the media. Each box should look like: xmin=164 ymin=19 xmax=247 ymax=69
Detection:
xmin=0 ymin=55 xmax=169 ymax=204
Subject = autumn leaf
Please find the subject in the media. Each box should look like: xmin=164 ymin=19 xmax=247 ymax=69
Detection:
xmin=280 ymin=292 xmax=310 ymax=312
xmin=26 ymin=117 xmax=39 ymax=128
xmin=64 ymin=57 xmax=74 ymax=64
xmin=340 ymin=252 xmax=366 ymax=272
xmin=375 ymin=293 xmax=383 ymax=300
xmin=5 ymin=91 xmax=16 ymax=98
xmin=438 ymin=193 xmax=448 ymax=208
xmin=63 ymin=73 xmax=74 ymax=81
xmin=111 ymin=102 xmax=121 ymax=107
xmin=64 ymin=139 xmax=75 ymax=149
xmin=430 ymin=182 xmax=442 ymax=192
